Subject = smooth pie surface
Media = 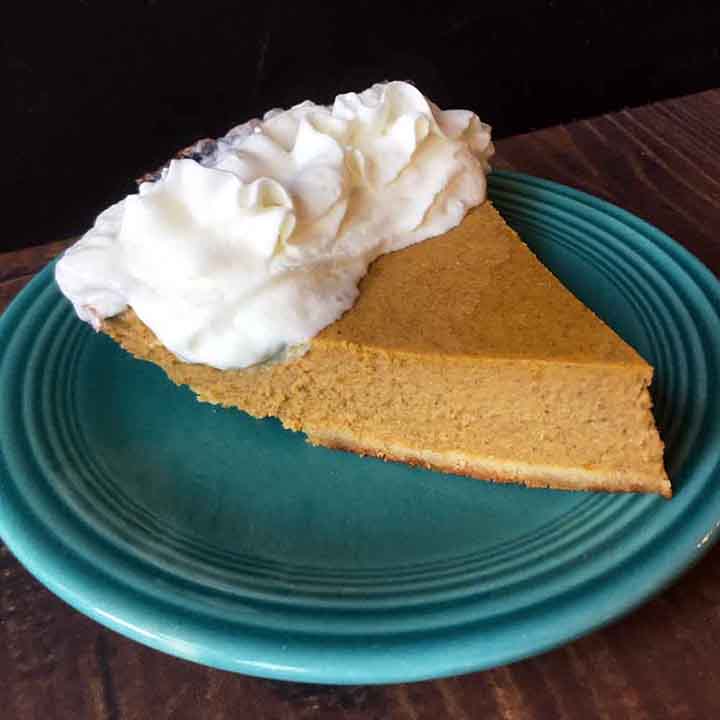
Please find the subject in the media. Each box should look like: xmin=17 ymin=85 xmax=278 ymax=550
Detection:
xmin=320 ymin=200 xmax=646 ymax=364
xmin=104 ymin=201 xmax=670 ymax=496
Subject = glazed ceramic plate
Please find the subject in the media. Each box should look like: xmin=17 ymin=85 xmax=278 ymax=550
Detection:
xmin=1 ymin=172 xmax=719 ymax=684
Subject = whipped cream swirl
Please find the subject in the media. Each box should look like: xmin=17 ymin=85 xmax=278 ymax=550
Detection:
xmin=56 ymin=81 xmax=493 ymax=369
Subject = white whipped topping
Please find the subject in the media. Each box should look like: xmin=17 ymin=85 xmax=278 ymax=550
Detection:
xmin=56 ymin=81 xmax=493 ymax=369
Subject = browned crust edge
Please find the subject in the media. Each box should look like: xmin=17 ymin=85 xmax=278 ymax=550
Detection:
xmin=310 ymin=435 xmax=673 ymax=499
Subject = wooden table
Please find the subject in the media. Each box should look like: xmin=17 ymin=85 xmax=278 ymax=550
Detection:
xmin=2 ymin=90 xmax=720 ymax=720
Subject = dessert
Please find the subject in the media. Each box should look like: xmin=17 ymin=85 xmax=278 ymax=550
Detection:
xmin=56 ymin=82 xmax=670 ymax=496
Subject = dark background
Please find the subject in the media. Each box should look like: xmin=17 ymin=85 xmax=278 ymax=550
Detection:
xmin=5 ymin=0 xmax=720 ymax=252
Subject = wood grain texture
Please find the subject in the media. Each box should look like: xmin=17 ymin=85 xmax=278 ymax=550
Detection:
xmin=0 ymin=238 xmax=72 ymax=283
xmin=493 ymin=89 xmax=720 ymax=275
xmin=0 ymin=239 xmax=72 ymax=313
xmin=1 ymin=89 xmax=720 ymax=720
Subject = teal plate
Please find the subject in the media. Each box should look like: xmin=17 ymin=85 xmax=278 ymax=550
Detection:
xmin=1 ymin=172 xmax=720 ymax=684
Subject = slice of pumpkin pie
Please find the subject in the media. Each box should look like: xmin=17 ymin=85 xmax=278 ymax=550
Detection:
xmin=101 ymin=200 xmax=670 ymax=496
xmin=56 ymin=81 xmax=670 ymax=496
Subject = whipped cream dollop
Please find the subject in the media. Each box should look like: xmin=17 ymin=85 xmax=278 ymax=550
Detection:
xmin=56 ymin=81 xmax=493 ymax=369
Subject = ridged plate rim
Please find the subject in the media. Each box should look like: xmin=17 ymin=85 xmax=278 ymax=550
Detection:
xmin=1 ymin=171 xmax=719 ymax=683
